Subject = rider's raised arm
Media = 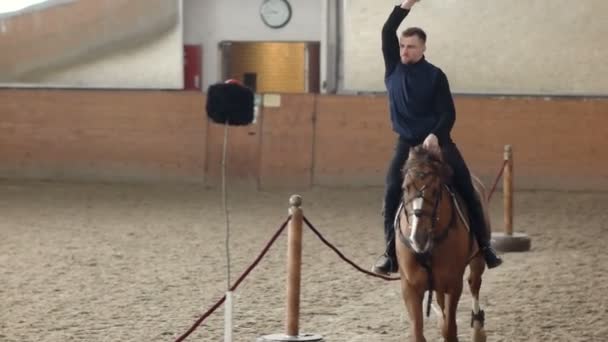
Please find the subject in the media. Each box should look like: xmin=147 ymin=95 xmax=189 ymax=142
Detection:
xmin=382 ymin=1 xmax=418 ymax=78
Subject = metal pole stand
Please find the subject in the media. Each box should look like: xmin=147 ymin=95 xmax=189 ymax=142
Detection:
xmin=491 ymin=145 xmax=532 ymax=252
xmin=258 ymin=195 xmax=323 ymax=342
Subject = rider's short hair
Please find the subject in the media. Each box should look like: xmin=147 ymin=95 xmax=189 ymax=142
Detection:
xmin=402 ymin=27 xmax=427 ymax=43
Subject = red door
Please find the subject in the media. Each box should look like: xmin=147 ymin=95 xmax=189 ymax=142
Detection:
xmin=184 ymin=45 xmax=202 ymax=90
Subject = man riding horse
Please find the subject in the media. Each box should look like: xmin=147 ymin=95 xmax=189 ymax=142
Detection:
xmin=372 ymin=0 xmax=502 ymax=275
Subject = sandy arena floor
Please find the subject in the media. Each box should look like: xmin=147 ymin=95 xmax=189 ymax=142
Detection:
xmin=1 ymin=180 xmax=607 ymax=342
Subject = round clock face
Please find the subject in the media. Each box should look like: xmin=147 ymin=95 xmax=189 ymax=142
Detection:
xmin=260 ymin=0 xmax=292 ymax=29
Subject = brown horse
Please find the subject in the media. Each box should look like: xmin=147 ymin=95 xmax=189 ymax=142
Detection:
xmin=395 ymin=146 xmax=489 ymax=342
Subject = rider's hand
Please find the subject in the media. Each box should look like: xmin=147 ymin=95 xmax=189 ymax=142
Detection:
xmin=401 ymin=0 xmax=421 ymax=10
xmin=422 ymin=134 xmax=441 ymax=156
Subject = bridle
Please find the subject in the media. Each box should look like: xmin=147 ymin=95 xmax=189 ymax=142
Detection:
xmin=396 ymin=169 xmax=457 ymax=251
xmin=402 ymin=170 xmax=442 ymax=230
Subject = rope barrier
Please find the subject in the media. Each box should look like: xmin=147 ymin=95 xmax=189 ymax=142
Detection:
xmin=303 ymin=216 xmax=400 ymax=281
xmin=174 ymin=216 xmax=291 ymax=342
xmin=173 ymin=156 xmax=510 ymax=340
xmin=487 ymin=159 xmax=508 ymax=202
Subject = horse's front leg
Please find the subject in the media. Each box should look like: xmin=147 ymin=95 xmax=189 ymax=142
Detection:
xmin=401 ymin=280 xmax=426 ymax=342
xmin=442 ymin=278 xmax=463 ymax=342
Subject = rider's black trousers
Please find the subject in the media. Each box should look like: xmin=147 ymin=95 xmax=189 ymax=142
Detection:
xmin=382 ymin=136 xmax=490 ymax=258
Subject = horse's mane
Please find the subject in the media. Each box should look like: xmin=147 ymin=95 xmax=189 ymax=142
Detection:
xmin=403 ymin=146 xmax=453 ymax=182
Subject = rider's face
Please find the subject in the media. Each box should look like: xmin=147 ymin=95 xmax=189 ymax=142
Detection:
xmin=400 ymin=35 xmax=426 ymax=64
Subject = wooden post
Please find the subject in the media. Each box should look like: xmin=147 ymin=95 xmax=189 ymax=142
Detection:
xmin=286 ymin=195 xmax=303 ymax=336
xmin=492 ymin=145 xmax=531 ymax=253
xmin=503 ymin=145 xmax=514 ymax=236
xmin=257 ymin=197 xmax=323 ymax=341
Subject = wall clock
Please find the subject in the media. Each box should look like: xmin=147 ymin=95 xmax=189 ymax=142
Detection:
xmin=260 ymin=0 xmax=292 ymax=29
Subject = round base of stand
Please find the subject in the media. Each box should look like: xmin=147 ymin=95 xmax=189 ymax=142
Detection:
xmin=257 ymin=333 xmax=324 ymax=341
xmin=491 ymin=232 xmax=532 ymax=252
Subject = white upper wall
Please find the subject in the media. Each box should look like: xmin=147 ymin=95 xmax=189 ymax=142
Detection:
xmin=344 ymin=0 xmax=608 ymax=95
xmin=28 ymin=26 xmax=183 ymax=89
xmin=183 ymin=0 xmax=324 ymax=90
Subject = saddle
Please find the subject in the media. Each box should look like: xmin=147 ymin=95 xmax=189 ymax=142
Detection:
xmin=446 ymin=177 xmax=492 ymax=256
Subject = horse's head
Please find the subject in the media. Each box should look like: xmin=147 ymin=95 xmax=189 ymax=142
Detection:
xmin=401 ymin=146 xmax=453 ymax=254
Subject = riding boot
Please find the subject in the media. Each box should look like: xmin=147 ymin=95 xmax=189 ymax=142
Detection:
xmin=372 ymin=207 xmax=399 ymax=275
xmin=372 ymin=236 xmax=398 ymax=275
xmin=468 ymin=194 xmax=502 ymax=269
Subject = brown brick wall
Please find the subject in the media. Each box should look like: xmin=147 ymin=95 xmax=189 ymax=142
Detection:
xmin=259 ymin=94 xmax=315 ymax=189
xmin=0 ymin=89 xmax=606 ymax=190
xmin=0 ymin=89 xmax=206 ymax=182
xmin=314 ymin=95 xmax=392 ymax=186
xmin=453 ymin=96 xmax=608 ymax=189
xmin=205 ymin=118 xmax=261 ymax=187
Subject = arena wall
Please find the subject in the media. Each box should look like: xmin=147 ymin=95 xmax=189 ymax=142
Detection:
xmin=0 ymin=89 xmax=606 ymax=191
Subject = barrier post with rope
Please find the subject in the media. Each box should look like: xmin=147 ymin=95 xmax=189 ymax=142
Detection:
xmin=491 ymin=145 xmax=532 ymax=252
xmin=173 ymin=146 xmax=527 ymax=341
xmin=258 ymin=195 xmax=324 ymax=342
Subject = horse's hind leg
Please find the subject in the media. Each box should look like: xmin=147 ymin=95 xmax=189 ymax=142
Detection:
xmin=468 ymin=256 xmax=487 ymax=342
